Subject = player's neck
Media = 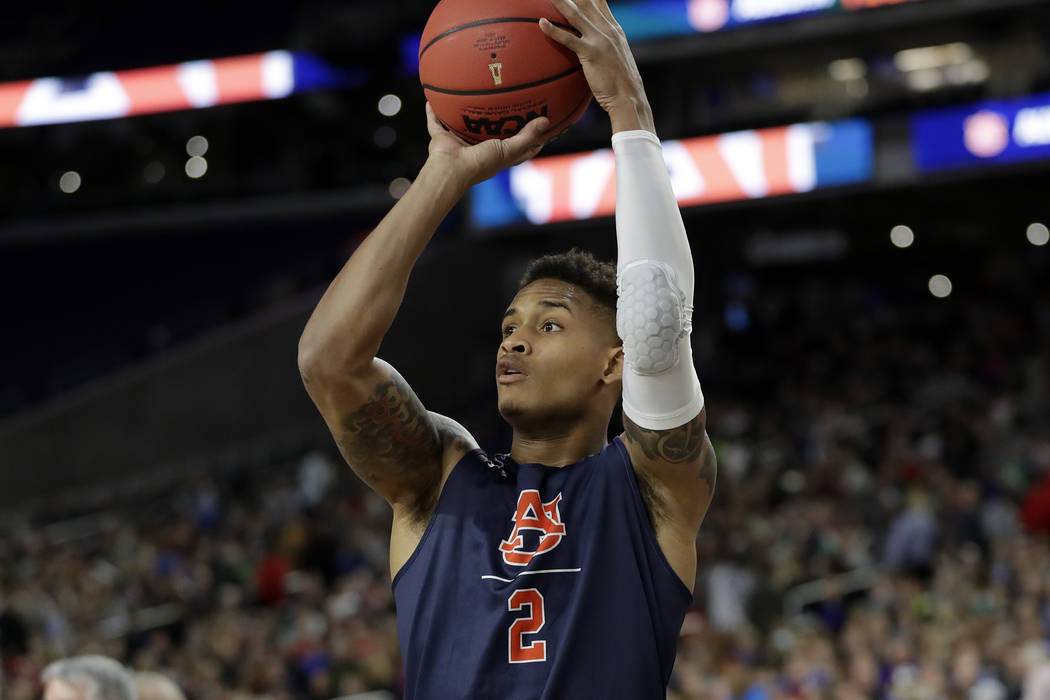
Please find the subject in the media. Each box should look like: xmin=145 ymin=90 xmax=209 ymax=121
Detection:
xmin=508 ymin=421 xmax=608 ymax=468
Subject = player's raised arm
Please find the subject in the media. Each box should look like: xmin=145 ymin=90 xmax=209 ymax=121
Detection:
xmin=297 ymin=105 xmax=549 ymax=510
xmin=542 ymin=0 xmax=715 ymax=572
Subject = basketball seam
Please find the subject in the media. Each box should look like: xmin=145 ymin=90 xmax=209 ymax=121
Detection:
xmin=418 ymin=18 xmax=577 ymax=60
xmin=422 ymin=64 xmax=582 ymax=96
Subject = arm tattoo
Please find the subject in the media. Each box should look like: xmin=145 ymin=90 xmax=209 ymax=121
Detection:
xmin=623 ymin=411 xmax=707 ymax=465
xmin=337 ymin=374 xmax=442 ymax=494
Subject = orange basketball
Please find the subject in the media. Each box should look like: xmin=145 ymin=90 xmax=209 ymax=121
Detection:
xmin=419 ymin=0 xmax=592 ymax=144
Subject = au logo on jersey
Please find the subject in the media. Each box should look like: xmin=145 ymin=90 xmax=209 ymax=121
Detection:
xmin=499 ymin=490 xmax=566 ymax=566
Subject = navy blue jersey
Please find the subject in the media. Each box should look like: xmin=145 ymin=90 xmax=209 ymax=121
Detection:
xmin=393 ymin=437 xmax=692 ymax=699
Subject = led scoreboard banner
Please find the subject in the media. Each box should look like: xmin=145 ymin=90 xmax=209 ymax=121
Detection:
xmin=610 ymin=0 xmax=927 ymax=41
xmin=911 ymin=91 xmax=1050 ymax=173
xmin=398 ymin=0 xmax=928 ymax=74
xmin=0 ymin=51 xmax=353 ymax=129
xmin=470 ymin=118 xmax=873 ymax=228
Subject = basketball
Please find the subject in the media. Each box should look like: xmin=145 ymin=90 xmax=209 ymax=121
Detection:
xmin=419 ymin=0 xmax=592 ymax=144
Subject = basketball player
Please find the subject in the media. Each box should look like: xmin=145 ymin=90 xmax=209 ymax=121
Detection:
xmin=298 ymin=0 xmax=716 ymax=696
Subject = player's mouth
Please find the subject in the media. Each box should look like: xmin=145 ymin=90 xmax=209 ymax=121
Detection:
xmin=496 ymin=357 xmax=529 ymax=385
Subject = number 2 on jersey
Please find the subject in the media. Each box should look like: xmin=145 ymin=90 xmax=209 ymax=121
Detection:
xmin=507 ymin=588 xmax=546 ymax=663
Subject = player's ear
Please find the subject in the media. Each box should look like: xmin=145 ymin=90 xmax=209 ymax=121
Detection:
xmin=600 ymin=347 xmax=624 ymax=385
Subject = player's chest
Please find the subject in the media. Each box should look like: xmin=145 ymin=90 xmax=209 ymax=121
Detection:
xmin=459 ymin=471 xmax=615 ymax=578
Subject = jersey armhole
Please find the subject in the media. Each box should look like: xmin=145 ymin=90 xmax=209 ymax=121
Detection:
xmin=391 ymin=448 xmax=486 ymax=592
xmin=612 ymin=437 xmax=694 ymax=601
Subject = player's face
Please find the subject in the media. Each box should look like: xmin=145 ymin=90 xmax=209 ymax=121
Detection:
xmin=496 ymin=279 xmax=621 ymax=426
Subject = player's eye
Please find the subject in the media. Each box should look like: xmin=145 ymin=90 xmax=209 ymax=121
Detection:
xmin=502 ymin=324 xmax=517 ymax=337
xmin=541 ymin=321 xmax=562 ymax=332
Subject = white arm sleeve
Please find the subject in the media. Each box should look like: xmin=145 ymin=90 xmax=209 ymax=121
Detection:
xmin=613 ymin=129 xmax=705 ymax=431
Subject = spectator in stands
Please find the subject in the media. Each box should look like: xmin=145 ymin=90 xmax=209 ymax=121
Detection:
xmin=42 ymin=656 xmax=136 ymax=700
xmin=1022 ymin=641 xmax=1050 ymax=700
xmin=132 ymin=672 xmax=185 ymax=700
xmin=1022 ymin=471 xmax=1050 ymax=534
xmin=883 ymin=488 xmax=938 ymax=578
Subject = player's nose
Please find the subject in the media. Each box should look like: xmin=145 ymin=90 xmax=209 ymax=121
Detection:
xmin=500 ymin=333 xmax=531 ymax=355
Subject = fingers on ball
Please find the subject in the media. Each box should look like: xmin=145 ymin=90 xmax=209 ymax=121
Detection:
xmin=540 ymin=18 xmax=584 ymax=50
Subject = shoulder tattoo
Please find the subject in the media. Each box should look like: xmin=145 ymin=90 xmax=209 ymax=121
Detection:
xmin=623 ymin=411 xmax=707 ymax=464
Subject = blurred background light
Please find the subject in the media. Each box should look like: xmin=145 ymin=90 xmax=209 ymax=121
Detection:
xmin=186 ymin=135 xmax=209 ymax=157
xmin=894 ymin=42 xmax=974 ymax=73
xmin=1027 ymin=222 xmax=1050 ymax=246
xmin=143 ymin=161 xmax=166 ymax=184
xmin=389 ymin=177 xmax=411 ymax=198
xmin=928 ymin=274 xmax=953 ymax=298
xmin=378 ymin=94 xmax=402 ymax=117
xmin=373 ymin=126 xmax=397 ymax=148
xmin=185 ymin=156 xmax=208 ymax=179
xmin=891 ymin=225 xmax=915 ymax=248
xmin=58 ymin=171 xmax=81 ymax=194
xmin=828 ymin=58 xmax=866 ymax=82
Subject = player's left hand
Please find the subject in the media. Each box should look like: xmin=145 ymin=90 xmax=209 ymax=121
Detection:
xmin=424 ymin=102 xmax=549 ymax=187
xmin=539 ymin=0 xmax=655 ymax=133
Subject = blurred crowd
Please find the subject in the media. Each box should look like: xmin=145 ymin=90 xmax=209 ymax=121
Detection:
xmin=2 ymin=256 xmax=1050 ymax=700
xmin=1 ymin=455 xmax=402 ymax=700
xmin=671 ymin=259 xmax=1050 ymax=700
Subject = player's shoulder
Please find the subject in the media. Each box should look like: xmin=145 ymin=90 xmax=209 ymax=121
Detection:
xmin=428 ymin=411 xmax=480 ymax=464
xmin=599 ymin=434 xmax=630 ymax=465
xmin=564 ymin=437 xmax=630 ymax=481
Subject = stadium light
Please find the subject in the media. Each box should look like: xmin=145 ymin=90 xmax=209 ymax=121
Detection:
xmin=185 ymin=157 xmax=208 ymax=179
xmin=58 ymin=171 xmax=81 ymax=194
xmin=890 ymin=225 xmax=915 ymax=248
xmin=378 ymin=94 xmax=403 ymax=117
xmin=186 ymin=136 xmax=209 ymax=157
xmin=928 ymin=274 xmax=952 ymax=299
xmin=1027 ymin=223 xmax=1050 ymax=246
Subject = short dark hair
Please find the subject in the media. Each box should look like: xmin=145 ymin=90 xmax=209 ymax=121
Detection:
xmin=518 ymin=248 xmax=620 ymax=344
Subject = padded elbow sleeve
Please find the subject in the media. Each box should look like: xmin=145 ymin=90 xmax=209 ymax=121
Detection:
xmin=617 ymin=260 xmax=688 ymax=375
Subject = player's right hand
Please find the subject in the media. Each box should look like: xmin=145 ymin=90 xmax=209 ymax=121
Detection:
xmin=539 ymin=0 xmax=655 ymax=134
xmin=424 ymin=102 xmax=549 ymax=187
